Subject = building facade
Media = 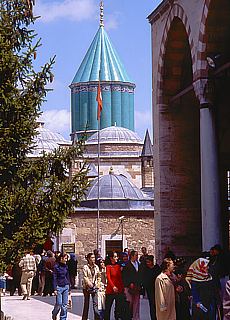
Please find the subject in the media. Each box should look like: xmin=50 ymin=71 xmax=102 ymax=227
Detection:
xmin=148 ymin=0 xmax=230 ymax=262
xmin=29 ymin=4 xmax=156 ymax=270
xmin=63 ymin=2 xmax=155 ymax=265
xmin=69 ymin=126 xmax=155 ymax=265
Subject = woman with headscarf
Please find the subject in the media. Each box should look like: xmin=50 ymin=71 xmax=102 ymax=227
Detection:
xmin=186 ymin=257 xmax=218 ymax=320
xmin=223 ymin=280 xmax=230 ymax=320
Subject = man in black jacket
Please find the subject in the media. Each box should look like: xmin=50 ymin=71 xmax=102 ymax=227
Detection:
xmin=122 ymin=250 xmax=141 ymax=320
xmin=140 ymin=255 xmax=161 ymax=320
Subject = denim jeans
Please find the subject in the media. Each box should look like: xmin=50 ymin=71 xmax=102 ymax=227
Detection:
xmin=52 ymin=284 xmax=69 ymax=320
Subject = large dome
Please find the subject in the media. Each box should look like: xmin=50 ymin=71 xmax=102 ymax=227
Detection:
xmin=27 ymin=122 xmax=71 ymax=157
xmin=86 ymin=126 xmax=142 ymax=145
xmin=72 ymin=26 xmax=133 ymax=83
xmin=80 ymin=172 xmax=153 ymax=210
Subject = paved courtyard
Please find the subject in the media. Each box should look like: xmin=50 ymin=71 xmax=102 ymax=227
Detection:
xmin=2 ymin=291 xmax=151 ymax=320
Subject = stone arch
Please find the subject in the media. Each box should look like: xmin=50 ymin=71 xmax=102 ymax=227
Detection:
xmin=154 ymin=4 xmax=201 ymax=259
xmin=194 ymin=0 xmax=230 ymax=102
xmin=198 ymin=0 xmax=230 ymax=249
xmin=157 ymin=4 xmax=195 ymax=105
xmin=196 ymin=0 xmax=230 ymax=76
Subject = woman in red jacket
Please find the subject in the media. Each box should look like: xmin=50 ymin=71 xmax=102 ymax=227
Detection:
xmin=104 ymin=251 xmax=130 ymax=320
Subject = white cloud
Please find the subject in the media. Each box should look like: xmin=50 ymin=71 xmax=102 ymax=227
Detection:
xmin=105 ymin=13 xmax=120 ymax=30
xmin=35 ymin=0 xmax=97 ymax=23
xmin=40 ymin=109 xmax=71 ymax=139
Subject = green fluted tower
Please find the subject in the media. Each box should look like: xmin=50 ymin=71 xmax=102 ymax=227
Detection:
xmin=70 ymin=1 xmax=135 ymax=134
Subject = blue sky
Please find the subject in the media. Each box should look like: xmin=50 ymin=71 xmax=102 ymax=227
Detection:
xmin=34 ymin=0 xmax=162 ymax=140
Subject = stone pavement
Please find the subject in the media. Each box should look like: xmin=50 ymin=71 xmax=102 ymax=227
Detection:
xmin=2 ymin=291 xmax=151 ymax=320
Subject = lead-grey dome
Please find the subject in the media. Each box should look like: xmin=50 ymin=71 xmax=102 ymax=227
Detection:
xmin=27 ymin=122 xmax=71 ymax=157
xmin=80 ymin=172 xmax=153 ymax=210
xmin=86 ymin=126 xmax=142 ymax=145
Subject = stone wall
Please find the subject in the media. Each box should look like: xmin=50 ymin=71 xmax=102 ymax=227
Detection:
xmin=141 ymin=158 xmax=154 ymax=188
xmin=66 ymin=210 xmax=155 ymax=267
xmin=85 ymin=143 xmax=142 ymax=154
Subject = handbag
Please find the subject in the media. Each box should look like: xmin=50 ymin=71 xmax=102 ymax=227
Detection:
xmin=97 ymin=290 xmax=106 ymax=310
xmin=128 ymin=285 xmax=140 ymax=295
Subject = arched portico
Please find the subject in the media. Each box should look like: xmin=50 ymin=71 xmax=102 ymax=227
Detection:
xmin=149 ymin=0 xmax=230 ymax=261
xmin=154 ymin=13 xmax=201 ymax=261
xmin=195 ymin=0 xmax=230 ymax=250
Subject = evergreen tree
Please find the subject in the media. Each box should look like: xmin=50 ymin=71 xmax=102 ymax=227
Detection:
xmin=0 ymin=0 xmax=88 ymax=272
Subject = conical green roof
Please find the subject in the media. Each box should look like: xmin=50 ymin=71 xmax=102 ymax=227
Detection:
xmin=72 ymin=26 xmax=133 ymax=83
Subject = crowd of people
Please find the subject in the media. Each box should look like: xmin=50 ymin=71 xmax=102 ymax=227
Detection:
xmin=79 ymin=245 xmax=230 ymax=320
xmin=5 ymin=248 xmax=78 ymax=298
xmin=2 ymin=244 xmax=230 ymax=320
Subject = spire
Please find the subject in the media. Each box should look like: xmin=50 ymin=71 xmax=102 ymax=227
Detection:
xmin=100 ymin=1 xmax=104 ymax=27
xmin=141 ymin=129 xmax=153 ymax=157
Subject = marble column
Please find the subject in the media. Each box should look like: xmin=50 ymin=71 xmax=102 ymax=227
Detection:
xmin=200 ymin=103 xmax=222 ymax=251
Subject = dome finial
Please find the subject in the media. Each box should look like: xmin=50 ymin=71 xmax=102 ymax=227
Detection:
xmin=100 ymin=1 xmax=104 ymax=27
xmin=109 ymin=166 xmax=113 ymax=174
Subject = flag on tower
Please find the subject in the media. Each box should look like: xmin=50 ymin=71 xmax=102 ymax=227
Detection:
xmin=96 ymin=80 xmax=103 ymax=120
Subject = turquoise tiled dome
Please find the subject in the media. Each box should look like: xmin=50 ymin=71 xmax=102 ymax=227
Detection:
xmin=70 ymin=25 xmax=135 ymax=134
xmin=72 ymin=26 xmax=132 ymax=83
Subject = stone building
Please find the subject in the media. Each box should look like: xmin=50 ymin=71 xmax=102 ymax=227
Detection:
xmin=28 ymin=122 xmax=155 ymax=268
xmin=83 ymin=125 xmax=146 ymax=188
xmin=148 ymin=0 xmax=230 ymax=262
xmin=50 ymin=3 xmax=155 ymax=265
xmin=27 ymin=3 xmax=155 ymax=269
xmin=68 ymin=169 xmax=154 ymax=266
xmin=67 ymin=125 xmax=155 ymax=265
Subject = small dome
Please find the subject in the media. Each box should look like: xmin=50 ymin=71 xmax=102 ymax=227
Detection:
xmin=80 ymin=173 xmax=153 ymax=210
xmin=87 ymin=173 xmax=144 ymax=200
xmin=27 ymin=122 xmax=71 ymax=157
xmin=86 ymin=126 xmax=142 ymax=145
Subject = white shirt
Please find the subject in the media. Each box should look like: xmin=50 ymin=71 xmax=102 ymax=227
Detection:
xmin=131 ymin=260 xmax=139 ymax=271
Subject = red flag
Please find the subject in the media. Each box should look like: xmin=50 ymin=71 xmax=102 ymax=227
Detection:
xmin=96 ymin=80 xmax=103 ymax=120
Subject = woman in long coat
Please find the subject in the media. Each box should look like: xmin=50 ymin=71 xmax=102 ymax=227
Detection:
xmin=155 ymin=258 xmax=176 ymax=320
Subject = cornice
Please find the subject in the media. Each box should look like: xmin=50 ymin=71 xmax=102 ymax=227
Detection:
xmin=148 ymin=0 xmax=174 ymax=24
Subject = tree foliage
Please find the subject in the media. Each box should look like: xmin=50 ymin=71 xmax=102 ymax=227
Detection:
xmin=0 ymin=0 xmax=88 ymax=272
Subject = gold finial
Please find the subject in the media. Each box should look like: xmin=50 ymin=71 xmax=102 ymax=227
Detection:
xmin=100 ymin=1 xmax=104 ymax=27
xmin=109 ymin=166 xmax=113 ymax=174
